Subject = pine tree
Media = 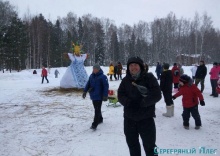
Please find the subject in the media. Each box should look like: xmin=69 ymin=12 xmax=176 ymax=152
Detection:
xmin=4 ymin=16 xmax=28 ymax=71
xmin=94 ymin=22 xmax=105 ymax=65
xmin=49 ymin=20 xmax=63 ymax=67
xmin=110 ymin=30 xmax=119 ymax=62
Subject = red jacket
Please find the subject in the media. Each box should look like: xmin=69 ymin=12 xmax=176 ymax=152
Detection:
xmin=209 ymin=66 xmax=220 ymax=80
xmin=171 ymin=66 xmax=180 ymax=83
xmin=41 ymin=68 xmax=48 ymax=76
xmin=173 ymin=83 xmax=204 ymax=108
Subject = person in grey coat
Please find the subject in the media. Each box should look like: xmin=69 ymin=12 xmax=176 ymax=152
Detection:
xmin=54 ymin=69 xmax=60 ymax=78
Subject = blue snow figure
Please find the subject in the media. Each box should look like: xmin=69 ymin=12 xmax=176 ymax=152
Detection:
xmin=60 ymin=52 xmax=89 ymax=88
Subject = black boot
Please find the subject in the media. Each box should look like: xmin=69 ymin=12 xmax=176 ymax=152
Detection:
xmin=90 ymin=124 xmax=97 ymax=130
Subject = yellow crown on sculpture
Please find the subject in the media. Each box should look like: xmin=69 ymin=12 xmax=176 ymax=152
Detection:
xmin=72 ymin=42 xmax=82 ymax=55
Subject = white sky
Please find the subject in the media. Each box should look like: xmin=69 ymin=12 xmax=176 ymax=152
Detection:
xmin=8 ymin=0 xmax=220 ymax=28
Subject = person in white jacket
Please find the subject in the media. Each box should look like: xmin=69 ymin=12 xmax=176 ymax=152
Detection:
xmin=190 ymin=64 xmax=198 ymax=83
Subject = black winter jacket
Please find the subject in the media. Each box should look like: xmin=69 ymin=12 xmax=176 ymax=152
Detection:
xmin=195 ymin=65 xmax=207 ymax=79
xmin=160 ymin=70 xmax=173 ymax=92
xmin=118 ymin=71 xmax=162 ymax=121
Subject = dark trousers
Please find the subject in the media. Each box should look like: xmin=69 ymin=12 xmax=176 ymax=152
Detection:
xmin=110 ymin=74 xmax=117 ymax=80
xmin=156 ymin=73 xmax=160 ymax=80
xmin=182 ymin=105 xmax=201 ymax=127
xmin=124 ymin=117 xmax=157 ymax=156
xmin=210 ymin=79 xmax=218 ymax=97
xmin=195 ymin=79 xmax=205 ymax=93
xmin=117 ymin=74 xmax=122 ymax=80
xmin=162 ymin=90 xmax=173 ymax=106
xmin=114 ymin=74 xmax=117 ymax=80
xmin=42 ymin=76 xmax=49 ymax=83
xmin=173 ymin=83 xmax=179 ymax=89
xmin=92 ymin=100 xmax=103 ymax=127
xmin=110 ymin=74 xmax=113 ymax=80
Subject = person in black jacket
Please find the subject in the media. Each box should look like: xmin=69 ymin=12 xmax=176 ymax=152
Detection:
xmin=118 ymin=56 xmax=162 ymax=156
xmin=160 ymin=63 xmax=174 ymax=117
xmin=195 ymin=60 xmax=207 ymax=93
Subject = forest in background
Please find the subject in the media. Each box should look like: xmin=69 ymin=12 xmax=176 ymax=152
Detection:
xmin=0 ymin=0 xmax=220 ymax=72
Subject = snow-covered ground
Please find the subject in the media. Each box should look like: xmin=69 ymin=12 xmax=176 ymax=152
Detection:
xmin=0 ymin=65 xmax=219 ymax=156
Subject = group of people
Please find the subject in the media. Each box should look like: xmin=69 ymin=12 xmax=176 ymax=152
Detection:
xmin=39 ymin=67 xmax=60 ymax=84
xmin=37 ymin=42 xmax=219 ymax=156
xmin=155 ymin=62 xmax=184 ymax=81
xmin=160 ymin=60 xmax=220 ymax=118
xmin=160 ymin=62 xmax=205 ymax=132
xmin=81 ymin=57 xmax=210 ymax=156
xmin=84 ymin=57 xmax=161 ymax=156
xmin=108 ymin=62 xmax=123 ymax=80
xmin=190 ymin=61 xmax=220 ymax=97
xmin=83 ymin=58 xmax=219 ymax=156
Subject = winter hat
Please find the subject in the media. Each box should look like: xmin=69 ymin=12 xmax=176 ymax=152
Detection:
xmin=163 ymin=63 xmax=170 ymax=70
xmin=213 ymin=62 xmax=218 ymax=66
xmin=200 ymin=60 xmax=205 ymax=64
xmin=127 ymin=56 xmax=144 ymax=71
xmin=179 ymin=74 xmax=190 ymax=84
xmin=93 ymin=64 xmax=101 ymax=70
xmin=173 ymin=63 xmax=177 ymax=66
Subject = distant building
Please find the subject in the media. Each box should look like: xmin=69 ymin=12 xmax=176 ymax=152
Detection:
xmin=176 ymin=54 xmax=211 ymax=65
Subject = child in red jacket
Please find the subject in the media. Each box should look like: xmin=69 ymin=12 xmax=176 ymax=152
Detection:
xmin=172 ymin=74 xmax=205 ymax=130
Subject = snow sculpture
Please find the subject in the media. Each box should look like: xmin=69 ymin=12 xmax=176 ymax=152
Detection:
xmin=60 ymin=43 xmax=88 ymax=88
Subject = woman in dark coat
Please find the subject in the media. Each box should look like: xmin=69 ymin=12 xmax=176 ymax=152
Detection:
xmin=160 ymin=63 xmax=174 ymax=117
xmin=117 ymin=62 xmax=123 ymax=80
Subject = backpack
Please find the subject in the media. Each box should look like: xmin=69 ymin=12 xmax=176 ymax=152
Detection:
xmin=174 ymin=69 xmax=179 ymax=76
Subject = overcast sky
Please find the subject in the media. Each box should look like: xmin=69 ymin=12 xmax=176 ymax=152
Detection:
xmin=8 ymin=0 xmax=220 ymax=28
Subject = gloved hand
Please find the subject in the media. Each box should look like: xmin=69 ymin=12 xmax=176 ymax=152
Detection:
xmin=172 ymin=96 xmax=176 ymax=100
xmin=102 ymin=96 xmax=108 ymax=101
xmin=82 ymin=92 xmax=87 ymax=99
xmin=200 ymin=100 xmax=205 ymax=106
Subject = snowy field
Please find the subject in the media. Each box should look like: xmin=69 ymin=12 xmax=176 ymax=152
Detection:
xmin=0 ymin=65 xmax=219 ymax=156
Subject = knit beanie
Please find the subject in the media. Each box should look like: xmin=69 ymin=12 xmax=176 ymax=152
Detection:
xmin=93 ymin=64 xmax=101 ymax=70
xmin=163 ymin=63 xmax=170 ymax=70
xmin=213 ymin=62 xmax=218 ymax=66
xmin=179 ymin=74 xmax=190 ymax=84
